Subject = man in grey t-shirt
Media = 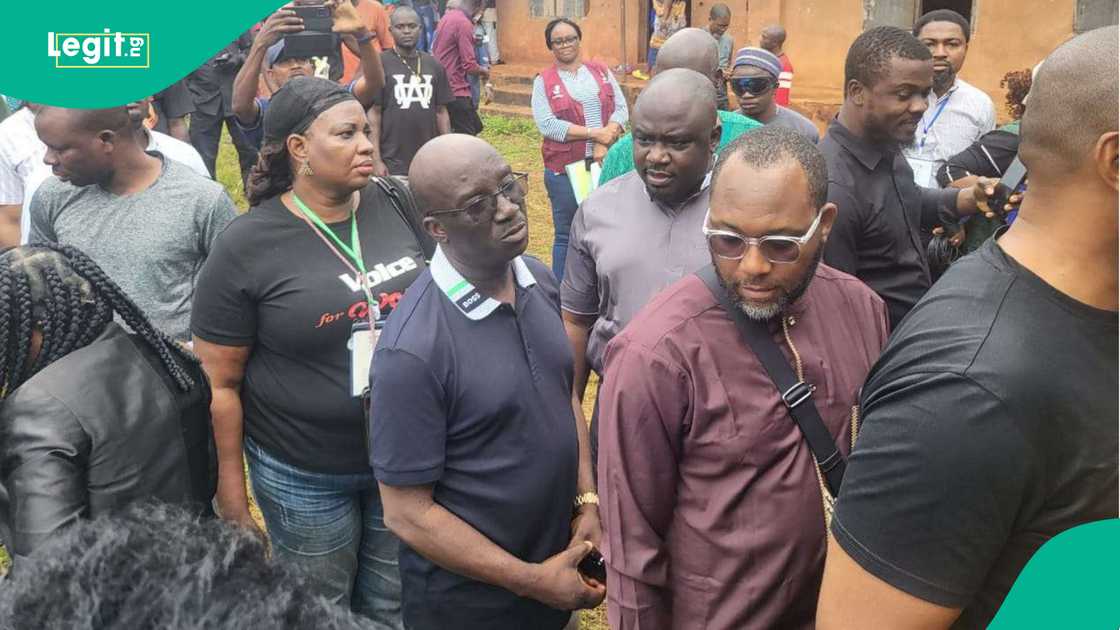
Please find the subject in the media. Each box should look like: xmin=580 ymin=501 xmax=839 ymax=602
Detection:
xmin=730 ymin=47 xmax=819 ymax=143
xmin=29 ymin=106 xmax=236 ymax=340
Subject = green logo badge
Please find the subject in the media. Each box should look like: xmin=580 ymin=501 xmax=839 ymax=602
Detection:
xmin=47 ymin=30 xmax=150 ymax=69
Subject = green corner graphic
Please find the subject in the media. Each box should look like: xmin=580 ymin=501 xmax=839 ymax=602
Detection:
xmin=3 ymin=1 xmax=287 ymax=107
xmin=989 ymin=518 xmax=1119 ymax=629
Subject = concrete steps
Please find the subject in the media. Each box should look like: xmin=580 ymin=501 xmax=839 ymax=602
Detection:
xmin=479 ymin=101 xmax=533 ymax=119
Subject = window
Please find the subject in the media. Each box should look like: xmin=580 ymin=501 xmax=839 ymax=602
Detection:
xmin=920 ymin=0 xmax=972 ymax=23
xmin=530 ymin=0 xmax=589 ymax=19
xmin=864 ymin=0 xmax=918 ymax=30
xmin=1075 ymin=0 xmax=1118 ymax=33
xmin=863 ymin=0 xmax=975 ymax=30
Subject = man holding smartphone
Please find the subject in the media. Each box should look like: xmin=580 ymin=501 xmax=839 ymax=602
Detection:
xmin=370 ymin=134 xmax=604 ymax=630
xmin=231 ymin=1 xmax=386 ymax=151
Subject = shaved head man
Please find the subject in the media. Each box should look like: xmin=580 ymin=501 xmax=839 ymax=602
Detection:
xmin=631 ymin=69 xmax=721 ymax=205
xmin=374 ymin=136 xmax=605 ymax=630
xmin=561 ymin=68 xmax=724 ymax=488
xmin=819 ymin=25 xmax=1119 ymax=630
xmin=653 ymin=27 xmax=722 ymax=86
xmin=760 ymin=24 xmax=795 ymax=106
xmin=598 ymin=29 xmax=763 ymax=186
xmin=760 ymin=25 xmax=787 ymax=54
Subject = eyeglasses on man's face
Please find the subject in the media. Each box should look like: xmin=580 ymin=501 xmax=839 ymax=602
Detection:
xmin=731 ymin=76 xmax=776 ymax=96
xmin=428 ymin=172 xmax=530 ymax=221
xmin=702 ymin=209 xmax=823 ymax=264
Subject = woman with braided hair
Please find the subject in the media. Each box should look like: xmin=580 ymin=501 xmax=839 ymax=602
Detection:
xmin=0 ymin=243 xmax=216 ymax=566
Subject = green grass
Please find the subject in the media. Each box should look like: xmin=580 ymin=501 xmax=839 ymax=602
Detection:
xmin=0 ymin=117 xmax=608 ymax=628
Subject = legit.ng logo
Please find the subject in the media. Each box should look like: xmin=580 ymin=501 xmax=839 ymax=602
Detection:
xmin=47 ymin=29 xmax=150 ymax=69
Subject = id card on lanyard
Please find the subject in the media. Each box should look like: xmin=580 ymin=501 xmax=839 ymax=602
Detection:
xmin=911 ymin=94 xmax=951 ymax=187
xmin=292 ymin=192 xmax=382 ymax=397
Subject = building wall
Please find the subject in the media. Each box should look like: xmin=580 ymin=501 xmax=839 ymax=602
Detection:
xmin=496 ymin=0 xmax=1080 ymax=123
xmin=495 ymin=0 xmax=643 ymax=70
xmin=966 ymin=0 xmax=1074 ymax=120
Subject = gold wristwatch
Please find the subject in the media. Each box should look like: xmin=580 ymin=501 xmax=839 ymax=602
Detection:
xmin=574 ymin=492 xmax=600 ymax=510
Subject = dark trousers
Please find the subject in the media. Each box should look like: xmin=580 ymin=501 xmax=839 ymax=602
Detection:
xmin=446 ymin=97 xmax=483 ymax=135
xmin=189 ymin=107 xmax=258 ymax=183
xmin=543 ymin=169 xmax=579 ymax=281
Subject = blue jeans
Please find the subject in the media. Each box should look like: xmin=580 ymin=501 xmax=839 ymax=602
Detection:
xmin=544 ymin=170 xmax=580 ymax=281
xmin=416 ymin=4 xmax=438 ymax=53
xmin=245 ymin=437 xmax=403 ymax=628
xmin=469 ymin=42 xmax=490 ymax=106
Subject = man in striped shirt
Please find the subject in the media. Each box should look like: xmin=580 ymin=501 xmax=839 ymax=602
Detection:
xmin=902 ymin=9 xmax=996 ymax=187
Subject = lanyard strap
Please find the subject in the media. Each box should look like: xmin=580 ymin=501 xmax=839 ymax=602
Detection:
xmin=918 ymin=94 xmax=951 ymax=149
xmin=291 ymin=193 xmax=381 ymax=322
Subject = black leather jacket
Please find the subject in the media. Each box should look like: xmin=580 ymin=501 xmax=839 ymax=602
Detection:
xmin=0 ymin=323 xmax=216 ymax=563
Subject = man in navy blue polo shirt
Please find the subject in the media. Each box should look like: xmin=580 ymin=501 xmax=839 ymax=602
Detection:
xmin=370 ymin=134 xmax=605 ymax=630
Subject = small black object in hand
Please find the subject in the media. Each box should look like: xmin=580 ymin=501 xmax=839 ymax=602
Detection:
xmin=578 ymin=548 xmax=607 ymax=585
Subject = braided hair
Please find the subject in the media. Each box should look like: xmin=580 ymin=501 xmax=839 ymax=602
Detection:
xmin=0 ymin=244 xmax=200 ymax=400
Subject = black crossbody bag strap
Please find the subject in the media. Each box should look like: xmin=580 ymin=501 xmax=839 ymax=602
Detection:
xmin=374 ymin=176 xmax=436 ymax=261
xmin=696 ymin=265 xmax=846 ymax=496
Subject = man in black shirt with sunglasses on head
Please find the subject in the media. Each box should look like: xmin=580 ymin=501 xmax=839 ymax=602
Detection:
xmin=730 ymin=47 xmax=818 ymax=143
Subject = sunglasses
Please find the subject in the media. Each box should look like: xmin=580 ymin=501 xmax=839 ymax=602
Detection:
xmin=702 ymin=209 xmax=823 ymax=264
xmin=731 ymin=76 xmax=776 ymax=96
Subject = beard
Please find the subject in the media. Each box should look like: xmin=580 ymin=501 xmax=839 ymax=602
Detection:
xmin=714 ymin=247 xmax=823 ymax=322
xmin=933 ymin=65 xmax=957 ymax=94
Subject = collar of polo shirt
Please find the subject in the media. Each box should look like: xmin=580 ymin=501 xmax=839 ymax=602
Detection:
xmin=430 ymin=245 xmax=537 ymax=321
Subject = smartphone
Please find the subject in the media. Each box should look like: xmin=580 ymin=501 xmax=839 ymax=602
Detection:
xmin=292 ymin=3 xmax=334 ymax=32
xmin=578 ymin=548 xmax=607 ymax=585
xmin=988 ymin=156 xmax=1027 ymax=221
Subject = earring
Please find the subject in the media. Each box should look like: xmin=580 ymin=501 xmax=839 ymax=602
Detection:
xmin=299 ymin=159 xmax=314 ymax=176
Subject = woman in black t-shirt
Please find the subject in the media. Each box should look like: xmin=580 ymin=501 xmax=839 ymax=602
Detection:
xmin=191 ymin=77 xmax=429 ymax=627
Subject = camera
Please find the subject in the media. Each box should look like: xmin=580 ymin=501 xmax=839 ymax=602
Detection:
xmin=282 ymin=2 xmax=336 ymax=61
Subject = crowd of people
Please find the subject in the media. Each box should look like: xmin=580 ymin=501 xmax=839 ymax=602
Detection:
xmin=0 ymin=3 xmax=1116 ymax=630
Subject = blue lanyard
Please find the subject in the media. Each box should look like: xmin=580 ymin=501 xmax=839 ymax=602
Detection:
xmin=918 ymin=94 xmax=951 ymax=149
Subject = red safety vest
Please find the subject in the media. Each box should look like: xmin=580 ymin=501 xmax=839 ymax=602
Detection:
xmin=539 ymin=60 xmax=615 ymax=173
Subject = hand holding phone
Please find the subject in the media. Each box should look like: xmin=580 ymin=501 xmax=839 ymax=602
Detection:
xmin=577 ymin=547 xmax=607 ymax=586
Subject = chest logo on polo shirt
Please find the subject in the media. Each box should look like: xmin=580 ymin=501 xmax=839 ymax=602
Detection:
xmin=337 ymin=256 xmax=419 ymax=293
xmin=393 ymin=74 xmax=434 ymax=109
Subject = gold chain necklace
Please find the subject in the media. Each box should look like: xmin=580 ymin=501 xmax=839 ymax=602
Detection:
xmin=780 ymin=316 xmax=859 ymax=531
xmin=393 ymin=48 xmax=421 ymax=78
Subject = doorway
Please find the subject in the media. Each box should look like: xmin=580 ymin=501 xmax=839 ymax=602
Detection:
xmin=640 ymin=1 xmax=692 ymax=68
xmin=919 ymin=0 xmax=973 ymax=24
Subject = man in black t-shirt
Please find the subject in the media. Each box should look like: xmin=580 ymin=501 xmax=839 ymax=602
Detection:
xmin=817 ymin=26 xmax=1119 ymax=630
xmin=371 ymin=6 xmax=452 ymax=177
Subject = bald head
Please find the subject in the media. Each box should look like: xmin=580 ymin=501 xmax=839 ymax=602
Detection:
xmin=635 ymin=68 xmax=718 ymax=125
xmin=1019 ymin=26 xmax=1118 ymax=178
xmin=710 ymin=3 xmax=731 ymax=20
xmin=760 ymin=25 xmax=787 ymax=53
xmin=653 ymin=28 xmax=721 ymax=84
xmin=409 ymin=134 xmax=503 ymax=216
xmin=632 ymin=69 xmax=720 ymax=204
